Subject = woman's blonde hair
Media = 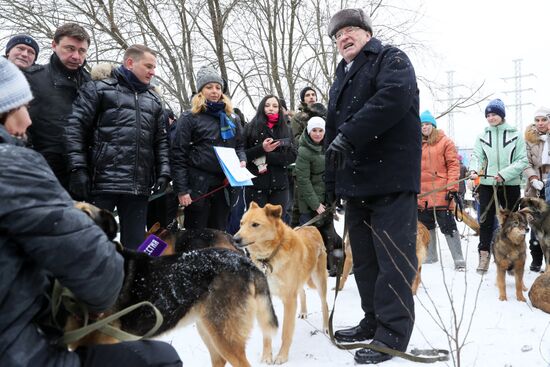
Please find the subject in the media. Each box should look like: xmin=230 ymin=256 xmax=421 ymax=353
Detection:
xmin=191 ymin=92 xmax=233 ymax=115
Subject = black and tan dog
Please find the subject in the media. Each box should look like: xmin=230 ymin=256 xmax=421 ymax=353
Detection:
xmin=519 ymin=197 xmax=550 ymax=272
xmin=73 ymin=202 xmax=278 ymax=367
xmin=493 ymin=209 xmax=529 ymax=302
xmin=146 ymin=222 xmax=239 ymax=255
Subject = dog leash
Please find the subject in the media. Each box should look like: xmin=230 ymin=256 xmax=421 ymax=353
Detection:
xmin=51 ymin=280 xmax=164 ymax=346
xmin=327 ymin=213 xmax=450 ymax=363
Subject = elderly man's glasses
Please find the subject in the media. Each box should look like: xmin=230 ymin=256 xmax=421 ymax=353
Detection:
xmin=333 ymin=26 xmax=360 ymax=41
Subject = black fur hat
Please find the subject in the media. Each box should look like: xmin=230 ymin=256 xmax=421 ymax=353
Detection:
xmin=327 ymin=8 xmax=373 ymax=38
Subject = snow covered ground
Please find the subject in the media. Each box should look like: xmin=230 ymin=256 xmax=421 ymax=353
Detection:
xmin=156 ymin=211 xmax=550 ymax=366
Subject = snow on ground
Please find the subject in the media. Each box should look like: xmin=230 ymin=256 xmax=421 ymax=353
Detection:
xmin=156 ymin=209 xmax=550 ymax=366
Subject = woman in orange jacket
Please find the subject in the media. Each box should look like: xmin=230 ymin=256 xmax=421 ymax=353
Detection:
xmin=417 ymin=110 xmax=465 ymax=270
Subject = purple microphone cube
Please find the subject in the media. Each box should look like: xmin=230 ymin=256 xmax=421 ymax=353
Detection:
xmin=137 ymin=234 xmax=168 ymax=257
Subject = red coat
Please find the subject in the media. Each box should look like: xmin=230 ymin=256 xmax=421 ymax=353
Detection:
xmin=418 ymin=129 xmax=459 ymax=210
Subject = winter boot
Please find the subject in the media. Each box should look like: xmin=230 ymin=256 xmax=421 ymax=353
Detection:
xmin=445 ymin=231 xmax=465 ymax=271
xmin=529 ymin=239 xmax=543 ymax=272
xmin=423 ymin=229 xmax=438 ymax=264
xmin=476 ymin=250 xmax=490 ymax=274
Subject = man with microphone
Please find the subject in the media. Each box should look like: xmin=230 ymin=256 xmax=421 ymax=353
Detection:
xmin=24 ymin=23 xmax=91 ymax=192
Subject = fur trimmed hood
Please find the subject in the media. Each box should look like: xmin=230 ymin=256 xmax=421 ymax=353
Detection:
xmin=525 ymin=123 xmax=546 ymax=144
xmin=90 ymin=62 xmax=163 ymax=95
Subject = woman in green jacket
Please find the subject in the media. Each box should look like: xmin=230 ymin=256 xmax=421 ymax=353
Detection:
xmin=295 ymin=116 xmax=327 ymax=224
xmin=469 ymin=98 xmax=528 ymax=274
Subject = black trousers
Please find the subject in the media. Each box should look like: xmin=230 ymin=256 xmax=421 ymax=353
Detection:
xmin=92 ymin=194 xmax=149 ymax=250
xmin=78 ymin=340 xmax=182 ymax=367
xmin=184 ymin=187 xmax=230 ymax=230
xmin=418 ymin=209 xmax=458 ymax=235
xmin=147 ymin=191 xmax=179 ymax=230
xmin=346 ymin=192 xmax=417 ymax=352
xmin=477 ymin=184 xmax=521 ymax=253
xmin=42 ymin=152 xmax=70 ymax=192
xmin=245 ymin=187 xmax=289 ymax=215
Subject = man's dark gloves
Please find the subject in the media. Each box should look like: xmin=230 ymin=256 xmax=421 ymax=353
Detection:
xmin=153 ymin=176 xmax=170 ymax=194
xmin=69 ymin=169 xmax=90 ymax=201
xmin=326 ymin=133 xmax=353 ymax=171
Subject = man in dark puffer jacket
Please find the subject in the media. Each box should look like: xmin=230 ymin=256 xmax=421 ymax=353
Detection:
xmin=0 ymin=56 xmax=181 ymax=367
xmin=64 ymin=44 xmax=170 ymax=250
xmin=24 ymin=23 xmax=92 ymax=191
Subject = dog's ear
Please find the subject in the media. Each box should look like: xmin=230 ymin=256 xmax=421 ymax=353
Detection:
xmin=98 ymin=209 xmax=119 ymax=241
xmin=264 ymin=203 xmax=283 ymax=218
xmin=148 ymin=222 xmax=161 ymax=236
xmin=497 ymin=209 xmax=511 ymax=227
xmin=519 ymin=207 xmax=534 ymax=222
xmin=249 ymin=201 xmax=259 ymax=209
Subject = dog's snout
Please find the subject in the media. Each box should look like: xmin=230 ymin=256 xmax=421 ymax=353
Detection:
xmin=233 ymin=235 xmax=242 ymax=246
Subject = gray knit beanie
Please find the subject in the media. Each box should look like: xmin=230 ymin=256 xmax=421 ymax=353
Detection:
xmin=196 ymin=65 xmax=224 ymax=93
xmin=327 ymin=8 xmax=373 ymax=38
xmin=0 ymin=57 xmax=32 ymax=115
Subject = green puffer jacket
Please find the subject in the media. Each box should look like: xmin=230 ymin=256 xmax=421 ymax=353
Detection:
xmin=295 ymin=132 xmax=325 ymax=213
xmin=469 ymin=122 xmax=528 ymax=185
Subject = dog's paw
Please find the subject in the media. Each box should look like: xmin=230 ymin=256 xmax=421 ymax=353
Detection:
xmin=499 ymin=295 xmax=508 ymax=301
xmin=260 ymin=354 xmax=273 ymax=364
xmin=298 ymin=312 xmax=308 ymax=319
xmin=274 ymin=353 xmax=289 ymax=364
xmin=517 ymin=294 xmax=527 ymax=302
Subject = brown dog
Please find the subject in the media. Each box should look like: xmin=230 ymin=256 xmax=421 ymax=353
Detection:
xmin=234 ymin=202 xmax=329 ymax=364
xmin=529 ymin=271 xmax=550 ymax=313
xmin=337 ymin=221 xmax=430 ymax=295
xmin=519 ymin=197 xmax=550 ymax=272
xmin=73 ymin=202 xmax=278 ymax=367
xmin=493 ymin=209 xmax=529 ymax=301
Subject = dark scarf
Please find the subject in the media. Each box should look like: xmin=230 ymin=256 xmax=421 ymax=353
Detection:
xmin=117 ymin=66 xmax=150 ymax=93
xmin=204 ymin=101 xmax=236 ymax=140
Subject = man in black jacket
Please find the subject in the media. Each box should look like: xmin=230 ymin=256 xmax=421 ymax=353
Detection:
xmin=324 ymin=8 xmax=421 ymax=364
xmin=24 ymin=23 xmax=92 ymax=190
xmin=65 ymin=44 xmax=170 ymax=250
xmin=0 ymin=56 xmax=181 ymax=367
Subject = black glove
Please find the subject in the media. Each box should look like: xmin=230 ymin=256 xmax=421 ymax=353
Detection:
xmin=69 ymin=169 xmax=90 ymax=201
xmin=326 ymin=133 xmax=353 ymax=171
xmin=153 ymin=176 xmax=170 ymax=194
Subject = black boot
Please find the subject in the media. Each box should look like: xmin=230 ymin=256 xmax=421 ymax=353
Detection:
xmin=354 ymin=340 xmax=393 ymax=364
xmin=334 ymin=325 xmax=375 ymax=343
xmin=530 ymin=239 xmax=543 ymax=272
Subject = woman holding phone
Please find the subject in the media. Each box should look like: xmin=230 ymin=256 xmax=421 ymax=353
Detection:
xmin=243 ymin=95 xmax=297 ymax=215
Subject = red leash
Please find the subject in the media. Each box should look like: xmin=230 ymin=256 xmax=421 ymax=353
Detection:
xmin=191 ymin=178 xmax=230 ymax=203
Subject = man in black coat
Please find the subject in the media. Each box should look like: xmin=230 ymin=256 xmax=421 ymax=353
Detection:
xmin=324 ymin=8 xmax=421 ymax=364
xmin=24 ymin=23 xmax=92 ymax=190
xmin=64 ymin=44 xmax=171 ymax=250
xmin=0 ymin=56 xmax=181 ymax=367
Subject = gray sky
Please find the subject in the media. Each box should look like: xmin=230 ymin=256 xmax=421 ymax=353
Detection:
xmin=410 ymin=0 xmax=550 ymax=148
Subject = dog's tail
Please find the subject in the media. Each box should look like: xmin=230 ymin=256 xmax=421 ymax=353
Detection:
xmin=252 ymin=269 xmax=278 ymax=336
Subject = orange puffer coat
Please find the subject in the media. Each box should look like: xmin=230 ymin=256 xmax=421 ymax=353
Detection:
xmin=418 ymin=129 xmax=460 ymax=210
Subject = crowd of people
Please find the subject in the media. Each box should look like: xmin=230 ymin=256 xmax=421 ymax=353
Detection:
xmin=1 ymin=7 xmax=549 ymax=366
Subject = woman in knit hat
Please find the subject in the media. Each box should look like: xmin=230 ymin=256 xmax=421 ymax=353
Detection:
xmin=469 ymin=98 xmax=528 ymax=273
xmin=522 ymin=106 xmax=550 ymax=272
xmin=417 ymin=110 xmax=465 ymax=270
xmin=171 ymin=65 xmax=246 ymax=230
xmin=243 ymin=95 xmax=297 ymax=216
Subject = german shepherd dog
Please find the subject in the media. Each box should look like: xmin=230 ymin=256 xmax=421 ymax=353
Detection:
xmin=337 ymin=221 xmax=430 ymax=295
xmin=146 ymin=222 xmax=239 ymax=255
xmin=519 ymin=197 xmax=550 ymax=272
xmin=234 ymin=202 xmax=329 ymax=364
xmin=493 ymin=209 xmax=529 ymax=301
xmin=73 ymin=202 xmax=278 ymax=367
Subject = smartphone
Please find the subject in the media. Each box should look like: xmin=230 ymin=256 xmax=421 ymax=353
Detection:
xmin=274 ymin=138 xmax=291 ymax=147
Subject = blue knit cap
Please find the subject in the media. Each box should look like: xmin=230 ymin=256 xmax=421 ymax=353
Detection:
xmin=420 ymin=110 xmax=437 ymax=127
xmin=485 ymin=98 xmax=505 ymax=119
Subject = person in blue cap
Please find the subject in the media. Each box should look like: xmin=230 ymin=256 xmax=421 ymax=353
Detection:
xmin=469 ymin=98 xmax=528 ymax=273
xmin=5 ymin=34 xmax=39 ymax=69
